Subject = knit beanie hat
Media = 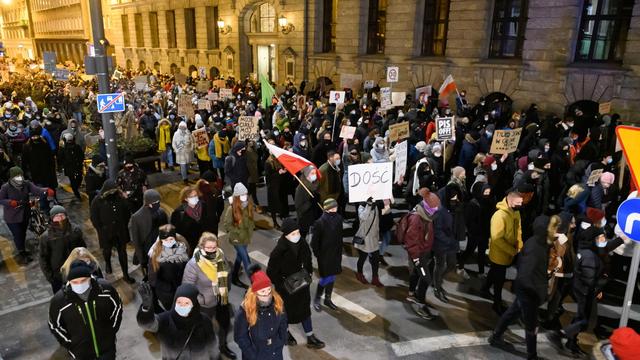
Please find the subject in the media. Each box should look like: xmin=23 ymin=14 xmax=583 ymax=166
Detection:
xmin=49 ymin=205 xmax=66 ymax=218
xmin=482 ymin=156 xmax=496 ymax=167
xmin=610 ymin=327 xmax=640 ymax=360
xmin=159 ymin=227 xmax=177 ymax=240
xmin=67 ymin=260 xmax=93 ymax=281
xmin=248 ymin=264 xmax=272 ymax=292
xmin=280 ymin=217 xmax=299 ymax=236
xmin=415 ymin=141 xmax=427 ymax=154
xmin=323 ymin=198 xmax=338 ymax=211
xmin=172 ymin=283 xmax=200 ymax=314
xmin=143 ymin=189 xmax=161 ymax=206
xmin=533 ymin=158 xmax=548 ymax=173
xmin=233 ymin=182 xmax=248 ymax=196
xmin=586 ymin=207 xmax=605 ymax=224
xmin=9 ymin=166 xmax=23 ymax=178
xmin=600 ymin=172 xmax=615 ymax=186
xmin=201 ymin=170 xmax=216 ymax=183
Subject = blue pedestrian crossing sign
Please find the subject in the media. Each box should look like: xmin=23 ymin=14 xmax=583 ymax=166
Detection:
xmin=97 ymin=93 xmax=125 ymax=113
xmin=617 ymin=198 xmax=640 ymax=242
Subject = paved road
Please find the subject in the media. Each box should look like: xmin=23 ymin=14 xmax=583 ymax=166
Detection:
xmin=0 ymin=171 xmax=637 ymax=359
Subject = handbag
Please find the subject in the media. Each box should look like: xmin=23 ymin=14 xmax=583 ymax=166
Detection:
xmin=283 ymin=266 xmax=312 ymax=295
xmin=353 ymin=208 xmax=376 ymax=245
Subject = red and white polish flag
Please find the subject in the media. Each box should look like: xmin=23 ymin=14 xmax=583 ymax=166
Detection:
xmin=438 ymin=75 xmax=457 ymax=99
xmin=265 ymin=142 xmax=319 ymax=178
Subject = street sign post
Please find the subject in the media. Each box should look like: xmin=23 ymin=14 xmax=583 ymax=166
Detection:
xmin=97 ymin=93 xmax=125 ymax=114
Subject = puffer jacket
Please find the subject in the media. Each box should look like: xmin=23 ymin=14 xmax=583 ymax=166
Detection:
xmin=489 ymin=198 xmax=523 ymax=266
xmin=402 ymin=203 xmax=435 ymax=259
xmin=223 ymin=205 xmax=255 ymax=246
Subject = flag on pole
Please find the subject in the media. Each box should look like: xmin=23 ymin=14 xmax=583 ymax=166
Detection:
xmin=438 ymin=75 xmax=457 ymax=99
xmin=260 ymin=73 xmax=276 ymax=108
xmin=265 ymin=142 xmax=319 ymax=177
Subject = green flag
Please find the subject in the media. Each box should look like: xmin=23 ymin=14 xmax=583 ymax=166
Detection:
xmin=260 ymin=73 xmax=275 ymax=108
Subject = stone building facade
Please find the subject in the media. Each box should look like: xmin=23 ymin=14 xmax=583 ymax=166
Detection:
xmin=109 ymin=0 xmax=640 ymax=119
xmin=0 ymin=0 xmax=35 ymax=60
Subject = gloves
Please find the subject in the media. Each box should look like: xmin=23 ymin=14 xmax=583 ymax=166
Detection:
xmin=9 ymin=200 xmax=19 ymax=208
xmin=46 ymin=189 xmax=55 ymax=197
xmin=138 ymin=283 xmax=154 ymax=309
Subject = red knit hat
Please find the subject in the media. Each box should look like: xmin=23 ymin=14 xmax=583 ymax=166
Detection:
xmin=250 ymin=267 xmax=272 ymax=292
xmin=586 ymin=207 xmax=605 ymax=224
xmin=610 ymin=327 xmax=640 ymax=360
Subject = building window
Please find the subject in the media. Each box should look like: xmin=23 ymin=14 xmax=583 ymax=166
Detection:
xmin=321 ymin=0 xmax=338 ymax=52
xmin=166 ymin=10 xmax=177 ymax=48
xmin=121 ymin=14 xmax=130 ymax=47
xmin=489 ymin=0 xmax=528 ymax=58
xmin=421 ymin=0 xmax=450 ymax=56
xmin=366 ymin=0 xmax=388 ymax=54
xmin=149 ymin=12 xmax=159 ymax=48
xmin=185 ymin=8 xmax=197 ymax=49
xmin=134 ymin=13 xmax=144 ymax=47
xmin=206 ymin=6 xmax=219 ymax=50
xmin=250 ymin=3 xmax=276 ymax=33
xmin=575 ymin=0 xmax=633 ymax=62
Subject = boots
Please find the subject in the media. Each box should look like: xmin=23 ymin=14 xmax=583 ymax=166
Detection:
xmin=287 ymin=331 xmax=297 ymax=346
xmin=220 ymin=342 xmax=237 ymax=359
xmin=313 ymin=284 xmax=324 ymax=312
xmin=434 ymin=288 xmax=449 ymax=303
xmin=306 ymin=334 xmax=325 ymax=349
xmin=355 ymin=272 xmax=368 ymax=284
xmin=323 ymin=283 xmax=338 ymax=310
xmin=371 ymin=276 xmax=384 ymax=288
xmin=231 ymin=277 xmax=249 ymax=289
xmin=565 ymin=339 xmax=587 ymax=357
xmin=105 ymin=260 xmax=113 ymax=274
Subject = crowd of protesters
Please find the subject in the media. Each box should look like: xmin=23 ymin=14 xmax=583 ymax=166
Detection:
xmin=0 ymin=56 xmax=638 ymax=360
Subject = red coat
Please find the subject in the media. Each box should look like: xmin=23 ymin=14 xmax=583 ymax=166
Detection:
xmin=402 ymin=211 xmax=434 ymax=260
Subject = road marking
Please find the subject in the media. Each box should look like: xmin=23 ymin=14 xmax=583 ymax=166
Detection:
xmin=248 ymin=250 xmax=377 ymax=323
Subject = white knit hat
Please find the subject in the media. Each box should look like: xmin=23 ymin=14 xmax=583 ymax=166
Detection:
xmin=233 ymin=183 xmax=248 ymax=196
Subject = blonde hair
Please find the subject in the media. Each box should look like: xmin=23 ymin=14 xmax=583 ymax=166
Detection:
xmin=566 ymin=184 xmax=585 ymax=199
xmin=60 ymin=247 xmax=99 ymax=278
xmin=149 ymin=224 xmax=190 ymax=272
xmin=241 ymin=286 xmax=285 ymax=327
xmin=547 ymin=215 xmax=561 ymax=245
xmin=198 ymin=232 xmax=218 ymax=249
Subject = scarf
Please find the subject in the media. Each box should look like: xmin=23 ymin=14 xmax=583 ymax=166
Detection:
xmin=194 ymin=249 xmax=229 ymax=305
xmin=9 ymin=178 xmax=24 ymax=189
xmin=185 ymin=202 xmax=202 ymax=222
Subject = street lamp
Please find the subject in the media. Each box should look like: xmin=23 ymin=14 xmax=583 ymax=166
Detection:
xmin=278 ymin=15 xmax=295 ymax=35
xmin=217 ymin=18 xmax=231 ymax=35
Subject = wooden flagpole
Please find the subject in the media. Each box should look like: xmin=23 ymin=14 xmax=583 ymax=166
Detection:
xmin=293 ymin=173 xmax=325 ymax=211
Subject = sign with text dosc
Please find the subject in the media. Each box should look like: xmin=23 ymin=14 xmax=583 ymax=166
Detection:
xmin=348 ymin=162 xmax=393 ymax=203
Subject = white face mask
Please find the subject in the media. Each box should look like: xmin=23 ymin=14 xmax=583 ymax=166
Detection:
xmin=162 ymin=239 xmax=176 ymax=248
xmin=174 ymin=304 xmax=193 ymax=317
xmin=239 ymin=195 xmax=248 ymax=202
xmin=70 ymin=280 xmax=91 ymax=294
xmin=528 ymin=163 xmax=535 ymax=170
xmin=287 ymin=234 xmax=301 ymax=243
xmin=300 ymin=140 xmax=307 ymax=147
xmin=491 ymin=163 xmax=498 ymax=171
xmin=600 ymin=218 xmax=607 ymax=227
xmin=334 ymin=159 xmax=341 ymax=167
xmin=13 ymin=175 xmax=23 ymax=182
xmin=187 ymin=196 xmax=199 ymax=207
xmin=308 ymin=173 xmax=317 ymax=182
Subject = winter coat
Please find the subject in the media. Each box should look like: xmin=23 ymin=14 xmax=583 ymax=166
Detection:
xmin=574 ymin=243 xmax=603 ymax=297
xmin=58 ymin=142 xmax=84 ymax=178
xmin=171 ymin=202 xmax=212 ymax=251
xmin=318 ymin=161 xmax=341 ymax=203
xmin=370 ymin=137 xmax=390 ymax=163
xmin=22 ymin=138 xmax=57 ymax=188
xmin=60 ymin=124 xmax=85 ymax=150
xmin=172 ymin=129 xmax=195 ymax=165
xmin=294 ymin=178 xmax=322 ymax=233
xmin=354 ymin=203 xmax=380 ymax=253
xmin=234 ymin=302 xmax=288 ymax=360
xmin=224 ymin=143 xmax=249 ymax=188
xmin=148 ymin=242 xmax=189 ymax=311
xmin=85 ymin=166 xmax=106 ymax=204
xmin=402 ymin=204 xmax=435 ymax=259
xmin=515 ymin=216 xmax=550 ymax=303
xmin=0 ymin=181 xmax=47 ymax=223
xmin=265 ymin=157 xmax=289 ymax=216
xmin=458 ymin=135 xmax=478 ymax=175
xmin=433 ymin=206 xmax=459 ymax=254
xmin=116 ymin=166 xmax=148 ymax=208
xmin=267 ymin=236 xmax=313 ymax=324
xmin=129 ymin=206 xmax=169 ymax=266
xmin=465 ymin=184 xmax=493 ymax=243
xmin=181 ymin=249 xmax=230 ymax=309
xmin=489 ymin=198 xmax=523 ymax=266
xmin=246 ymin=145 xmax=259 ymax=184
xmin=39 ymin=224 xmax=86 ymax=284
xmin=90 ymin=185 xmax=131 ymax=249
xmin=222 ymin=205 xmax=255 ymax=247
xmin=311 ymin=211 xmax=344 ymax=277
xmin=48 ymin=278 xmax=123 ymax=360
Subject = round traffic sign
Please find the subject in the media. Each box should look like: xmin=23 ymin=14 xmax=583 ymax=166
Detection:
xmin=617 ymin=198 xmax=640 ymax=242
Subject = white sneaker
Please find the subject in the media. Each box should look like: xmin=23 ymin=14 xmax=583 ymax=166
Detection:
xmin=456 ymin=268 xmax=470 ymax=280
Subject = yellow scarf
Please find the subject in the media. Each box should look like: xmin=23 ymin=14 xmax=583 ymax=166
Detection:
xmin=195 ymin=249 xmax=229 ymax=304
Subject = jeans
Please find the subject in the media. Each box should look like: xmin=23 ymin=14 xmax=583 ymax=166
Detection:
xmin=494 ymin=289 xmax=540 ymax=359
xmin=433 ymin=251 xmax=456 ymax=290
xmin=379 ymin=230 xmax=392 ymax=255
xmin=318 ymin=275 xmax=336 ymax=286
xmin=564 ymin=291 xmax=594 ymax=339
xmin=179 ymin=163 xmax=188 ymax=180
xmin=483 ymin=262 xmax=508 ymax=306
xmin=161 ymin=148 xmax=174 ymax=167
xmin=7 ymin=221 xmax=28 ymax=252
xmin=301 ymin=317 xmax=313 ymax=334
xmin=231 ymin=244 xmax=251 ymax=280
xmin=73 ymin=111 xmax=83 ymax=124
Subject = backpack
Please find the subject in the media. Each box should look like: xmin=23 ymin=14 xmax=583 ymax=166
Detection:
xmin=394 ymin=212 xmax=413 ymax=245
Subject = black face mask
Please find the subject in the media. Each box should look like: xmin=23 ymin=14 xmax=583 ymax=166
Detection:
xmin=150 ymin=202 xmax=161 ymax=212
xmin=511 ymin=205 xmax=522 ymax=211
xmin=204 ymin=250 xmax=217 ymax=259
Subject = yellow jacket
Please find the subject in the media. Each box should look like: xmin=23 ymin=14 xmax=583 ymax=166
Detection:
xmin=213 ymin=133 xmax=230 ymax=158
xmin=488 ymin=198 xmax=522 ymax=266
xmin=157 ymin=121 xmax=172 ymax=152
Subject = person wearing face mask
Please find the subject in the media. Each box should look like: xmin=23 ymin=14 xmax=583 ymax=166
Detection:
xmin=292 ymin=133 xmax=310 ymax=160
xmin=267 ymin=218 xmax=325 ymax=349
xmin=85 ymin=154 xmax=107 ymax=204
xmin=156 ymin=118 xmax=175 ymax=171
xmin=117 ymin=155 xmax=149 ymax=211
xmin=209 ymin=127 xmax=230 ymax=181
xmin=224 ymin=141 xmax=249 ymax=189
xmin=140 ymin=107 xmax=159 ymax=140
xmin=5 ymin=120 xmax=27 ymax=161
xmin=310 ymin=198 xmax=343 ymax=311
xmin=171 ymin=186 xmax=210 ymax=251
xmin=60 ymin=247 xmax=103 ymax=282
xmin=172 ymin=121 xmax=195 ymax=184
xmin=60 ymin=118 xmax=85 ymax=151
xmin=311 ymin=132 xmax=335 ymax=167
xmin=137 ymin=282 xmax=218 ymax=359
xmin=354 ymin=197 xmax=383 ymax=287
xmin=370 ymin=136 xmax=390 ymax=163
xmin=0 ymin=166 xmax=52 ymax=264
xmin=182 ymin=232 xmax=236 ymax=359
xmin=58 ymin=133 xmax=84 ymax=199
xmin=317 ymin=150 xmax=342 ymax=204
xmin=295 ymin=166 xmax=322 ymax=240
xmin=22 ymin=125 xmax=58 ymax=190
xmin=146 ymin=225 xmax=190 ymax=311
xmin=49 ymin=260 xmax=123 ymax=360
xmin=24 ymin=119 xmax=56 ymax=151
xmin=265 ymin=144 xmax=290 ymax=229
xmin=460 ymin=183 xmax=494 ymax=278
xmin=588 ymin=171 xmax=615 ymax=212
xmin=39 ymin=205 xmax=86 ymax=293
xmin=481 ymin=186 xmax=524 ymax=315
xmin=234 ymin=265 xmax=288 ymax=360
xmin=129 ymin=189 xmax=169 ymax=279
xmin=431 ymin=185 xmax=462 ymax=303
xmin=223 ymin=182 xmax=255 ymax=289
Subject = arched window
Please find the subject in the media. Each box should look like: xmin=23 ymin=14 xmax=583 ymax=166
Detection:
xmin=575 ymin=0 xmax=634 ymax=63
xmin=250 ymin=3 xmax=276 ymax=33
xmin=489 ymin=0 xmax=528 ymax=58
xmin=421 ymin=0 xmax=450 ymax=56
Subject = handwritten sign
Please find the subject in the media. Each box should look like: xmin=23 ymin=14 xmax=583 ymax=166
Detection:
xmin=340 ymin=125 xmax=356 ymax=139
xmin=391 ymin=92 xmax=406 ymax=107
xmin=198 ymin=99 xmax=211 ymax=111
xmin=213 ymin=79 xmax=226 ymax=89
xmin=380 ymin=87 xmax=391 ymax=109
xmin=436 ymin=116 xmax=455 ymax=141
xmin=219 ymin=88 xmax=233 ymax=99
xmin=599 ymin=102 xmax=612 ymax=114
xmin=192 ymin=127 xmax=209 ymax=149
xmin=69 ymin=86 xmax=84 ymax=98
xmin=394 ymin=140 xmax=407 ymax=184
xmin=388 ymin=122 xmax=410 ymax=143
xmin=348 ymin=162 xmax=394 ymax=203
xmin=206 ymin=92 xmax=219 ymax=101
xmin=340 ymin=73 xmax=363 ymax=90
xmin=178 ymin=94 xmax=194 ymax=118
xmin=237 ymin=116 xmax=259 ymax=141
xmin=196 ymin=80 xmax=211 ymax=93
xmin=489 ymin=128 xmax=523 ymax=154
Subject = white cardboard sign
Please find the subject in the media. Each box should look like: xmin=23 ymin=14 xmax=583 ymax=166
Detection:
xmin=348 ymin=162 xmax=394 ymax=203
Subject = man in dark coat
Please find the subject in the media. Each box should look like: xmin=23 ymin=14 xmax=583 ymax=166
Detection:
xmin=267 ymin=218 xmax=325 ymax=349
xmin=90 ymin=180 xmax=135 ymax=284
xmin=117 ymin=156 xmax=148 ymax=212
xmin=22 ymin=127 xmax=58 ymax=189
xmin=128 ymin=189 xmax=168 ymax=279
xmin=224 ymin=141 xmax=249 ymax=189
xmin=294 ymin=166 xmax=322 ymax=240
xmin=311 ymin=198 xmax=343 ymax=311
xmin=489 ymin=215 xmax=551 ymax=360
xmin=58 ymin=133 xmax=84 ymax=199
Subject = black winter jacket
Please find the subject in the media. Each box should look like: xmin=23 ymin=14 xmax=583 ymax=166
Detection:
xmin=311 ymin=212 xmax=344 ymax=277
xmin=90 ymin=183 xmax=131 ymax=249
xmin=515 ymin=216 xmax=550 ymax=303
xmin=39 ymin=224 xmax=86 ymax=283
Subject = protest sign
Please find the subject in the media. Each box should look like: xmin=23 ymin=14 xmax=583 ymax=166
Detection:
xmin=386 ymin=67 xmax=399 ymax=83
xmin=219 ymin=88 xmax=233 ymax=99
xmin=206 ymin=92 xmax=219 ymax=101
xmin=389 ymin=122 xmax=410 ymax=143
xmin=391 ymin=92 xmax=406 ymax=107
xmin=394 ymin=141 xmax=408 ymax=184
xmin=198 ymin=99 xmax=211 ymax=111
xmin=436 ymin=116 xmax=455 ymax=141
xmin=192 ymin=127 xmax=209 ymax=149
xmin=198 ymin=67 xmax=206 ymax=79
xmin=175 ymin=73 xmax=187 ymax=85
xmin=178 ymin=94 xmax=194 ymax=118
xmin=380 ymin=87 xmax=391 ymax=109
xmin=329 ymin=90 xmax=346 ymax=104
xmin=340 ymin=125 xmax=356 ymax=139
xmin=69 ymin=87 xmax=84 ymax=97
xmin=364 ymin=80 xmax=375 ymax=89
xmin=196 ymin=80 xmax=211 ymax=93
xmin=340 ymin=73 xmax=363 ymax=90
xmin=237 ymin=116 xmax=259 ymax=141
xmin=53 ymin=68 xmax=70 ymax=81
xmin=489 ymin=128 xmax=523 ymax=154
xmin=599 ymin=102 xmax=611 ymax=114
xmin=112 ymin=69 xmax=122 ymax=80
xmin=416 ymin=86 xmax=431 ymax=105
xmin=587 ymin=169 xmax=604 ymax=186
xmin=348 ymin=162 xmax=394 ymax=203
xmin=213 ymin=79 xmax=226 ymax=88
